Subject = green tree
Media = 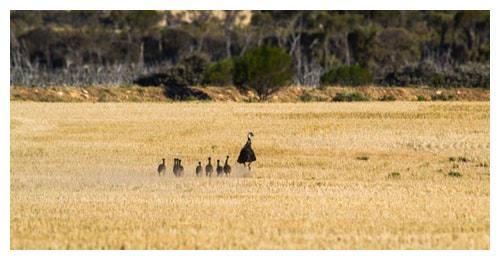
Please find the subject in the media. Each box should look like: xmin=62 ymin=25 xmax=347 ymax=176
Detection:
xmin=234 ymin=46 xmax=293 ymax=100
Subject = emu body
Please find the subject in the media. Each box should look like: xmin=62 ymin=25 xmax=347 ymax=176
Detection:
xmin=237 ymin=132 xmax=256 ymax=170
xmin=157 ymin=158 xmax=166 ymax=176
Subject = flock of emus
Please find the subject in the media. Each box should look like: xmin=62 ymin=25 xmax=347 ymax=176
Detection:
xmin=157 ymin=132 xmax=256 ymax=177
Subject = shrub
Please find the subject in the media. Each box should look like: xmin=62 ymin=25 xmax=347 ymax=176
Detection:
xmin=299 ymin=92 xmax=314 ymax=102
xmin=321 ymin=65 xmax=372 ymax=86
xmin=179 ymin=53 xmax=209 ymax=86
xmin=417 ymin=95 xmax=426 ymax=101
xmin=203 ymin=59 xmax=234 ymax=86
xmin=299 ymin=92 xmax=328 ymax=102
xmin=234 ymin=46 xmax=293 ymax=100
xmin=333 ymin=92 xmax=370 ymax=102
xmin=379 ymin=95 xmax=396 ymax=101
xmin=388 ymin=172 xmax=401 ymax=179
xmin=356 ymin=156 xmax=369 ymax=161
xmin=448 ymin=171 xmax=462 ymax=177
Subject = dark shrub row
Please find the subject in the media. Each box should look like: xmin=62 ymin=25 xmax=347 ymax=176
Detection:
xmin=380 ymin=61 xmax=489 ymax=88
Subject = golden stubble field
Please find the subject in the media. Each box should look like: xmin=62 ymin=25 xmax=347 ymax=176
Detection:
xmin=10 ymin=101 xmax=490 ymax=249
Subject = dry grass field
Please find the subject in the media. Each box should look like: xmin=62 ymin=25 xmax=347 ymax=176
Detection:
xmin=10 ymin=101 xmax=489 ymax=249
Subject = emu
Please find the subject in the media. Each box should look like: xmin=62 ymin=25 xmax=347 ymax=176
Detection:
xmin=173 ymin=158 xmax=179 ymax=176
xmin=237 ymin=132 xmax=256 ymax=170
xmin=157 ymin=158 xmax=166 ymax=176
xmin=205 ymin=157 xmax=213 ymax=177
xmin=216 ymin=159 xmax=223 ymax=176
xmin=196 ymin=161 xmax=203 ymax=176
xmin=223 ymin=155 xmax=231 ymax=176
xmin=178 ymin=159 xmax=184 ymax=176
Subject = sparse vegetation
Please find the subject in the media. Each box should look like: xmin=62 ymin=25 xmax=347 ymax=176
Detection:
xmin=448 ymin=171 xmax=462 ymax=177
xmin=458 ymin=156 xmax=469 ymax=162
xmin=432 ymin=94 xmax=455 ymax=101
xmin=388 ymin=172 xmax=401 ymax=179
xmin=299 ymin=92 xmax=328 ymax=102
xmin=449 ymin=156 xmax=470 ymax=163
xmin=478 ymin=162 xmax=489 ymax=167
xmin=356 ymin=156 xmax=369 ymax=161
xmin=299 ymin=92 xmax=314 ymax=102
xmin=332 ymin=92 xmax=370 ymax=102
xmin=379 ymin=95 xmax=396 ymax=101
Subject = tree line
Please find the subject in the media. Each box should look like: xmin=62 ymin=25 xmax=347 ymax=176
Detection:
xmin=10 ymin=10 xmax=489 ymax=89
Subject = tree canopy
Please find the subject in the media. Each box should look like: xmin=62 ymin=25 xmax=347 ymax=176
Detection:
xmin=10 ymin=10 xmax=489 ymax=88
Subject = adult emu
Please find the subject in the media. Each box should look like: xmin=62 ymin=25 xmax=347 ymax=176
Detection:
xmin=178 ymin=159 xmax=184 ymax=176
xmin=237 ymin=132 xmax=256 ymax=170
xmin=173 ymin=158 xmax=179 ymax=176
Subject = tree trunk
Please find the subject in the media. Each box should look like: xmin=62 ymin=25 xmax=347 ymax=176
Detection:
xmin=344 ymin=31 xmax=351 ymax=65
xmin=225 ymin=33 xmax=232 ymax=58
xmin=138 ymin=41 xmax=144 ymax=67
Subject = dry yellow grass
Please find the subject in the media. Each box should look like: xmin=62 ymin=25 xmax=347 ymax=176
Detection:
xmin=10 ymin=101 xmax=489 ymax=249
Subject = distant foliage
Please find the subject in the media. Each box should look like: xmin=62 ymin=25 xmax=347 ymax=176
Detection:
xmin=10 ymin=11 xmax=490 ymax=88
xmin=321 ymin=65 xmax=372 ymax=86
xmin=380 ymin=61 xmax=489 ymax=88
xmin=233 ymin=46 xmax=293 ymax=100
xmin=203 ymin=59 xmax=234 ymax=86
xmin=134 ymin=53 xmax=209 ymax=87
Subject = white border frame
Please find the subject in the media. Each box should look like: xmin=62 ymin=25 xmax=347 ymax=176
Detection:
xmin=2 ymin=1 xmax=497 ymax=259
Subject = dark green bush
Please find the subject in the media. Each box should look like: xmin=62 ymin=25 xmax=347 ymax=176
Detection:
xmin=333 ymin=92 xmax=370 ymax=102
xmin=321 ymin=65 xmax=373 ymax=86
xmin=234 ymin=46 xmax=293 ymax=100
xmin=388 ymin=172 xmax=401 ymax=179
xmin=417 ymin=95 xmax=426 ymax=101
xmin=380 ymin=61 xmax=490 ymax=88
xmin=203 ymin=59 xmax=234 ymax=86
xmin=448 ymin=171 xmax=462 ymax=177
